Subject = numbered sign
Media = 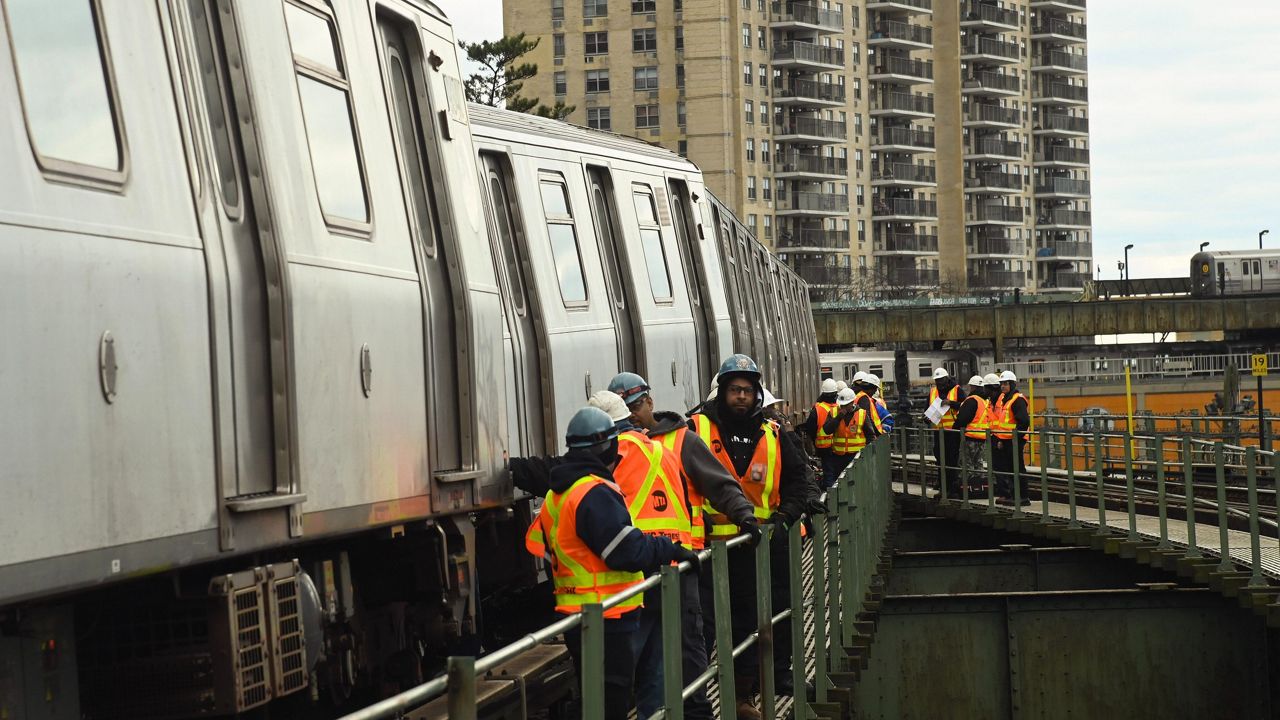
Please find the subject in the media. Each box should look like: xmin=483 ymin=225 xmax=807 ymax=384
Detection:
xmin=1252 ymin=353 xmax=1268 ymax=377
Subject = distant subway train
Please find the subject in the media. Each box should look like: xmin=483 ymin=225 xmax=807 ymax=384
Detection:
xmin=0 ymin=1 xmax=816 ymax=717
xmin=1191 ymin=249 xmax=1280 ymax=296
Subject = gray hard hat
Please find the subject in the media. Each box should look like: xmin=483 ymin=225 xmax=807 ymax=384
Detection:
xmin=565 ymin=406 xmax=619 ymax=449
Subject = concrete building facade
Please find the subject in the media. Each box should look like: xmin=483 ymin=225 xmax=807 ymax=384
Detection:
xmin=503 ymin=0 xmax=1091 ymax=301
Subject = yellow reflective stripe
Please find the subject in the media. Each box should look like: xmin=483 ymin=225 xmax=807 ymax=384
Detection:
xmin=556 ymin=591 xmax=644 ymax=608
xmin=760 ymin=421 xmax=778 ymax=512
xmin=619 ymin=434 xmax=664 ymax=519
xmin=545 ymin=477 xmax=598 ymax=582
xmin=660 ymin=431 xmax=678 ymax=451
xmin=693 ymin=414 xmax=712 ymax=447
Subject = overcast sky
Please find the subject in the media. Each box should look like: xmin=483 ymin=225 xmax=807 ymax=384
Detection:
xmin=447 ymin=1 xmax=1280 ymax=281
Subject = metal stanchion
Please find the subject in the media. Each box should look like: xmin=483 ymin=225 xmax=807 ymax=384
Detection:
xmin=1183 ymin=436 xmax=1201 ymax=558
xmin=1155 ymin=434 xmax=1170 ymax=549
xmin=580 ymin=604 xmax=606 ymax=720
xmin=1066 ymin=428 xmax=1078 ymax=528
xmin=1245 ymin=448 xmax=1267 ymax=589
xmin=446 ymin=657 xmax=477 ymax=720
xmin=1214 ymin=442 xmax=1234 ymax=573
xmin=1093 ymin=432 xmax=1107 ymax=534
xmin=659 ymin=565 xmax=684 ymax=720
xmin=1124 ymin=432 xmax=1137 ymax=541
xmin=711 ymin=543 xmax=737 ymax=720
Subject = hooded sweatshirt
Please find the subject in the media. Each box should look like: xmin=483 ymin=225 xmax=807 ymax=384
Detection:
xmin=650 ymin=410 xmax=756 ymax=526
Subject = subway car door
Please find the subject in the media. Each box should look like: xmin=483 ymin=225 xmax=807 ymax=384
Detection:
xmin=586 ymin=167 xmax=643 ymax=375
xmin=668 ymin=179 xmax=715 ymax=383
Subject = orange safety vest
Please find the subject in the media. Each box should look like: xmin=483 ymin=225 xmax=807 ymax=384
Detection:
xmin=929 ymin=385 xmax=962 ymax=429
xmin=691 ymin=414 xmax=780 ymax=539
xmin=658 ymin=427 xmax=706 ymax=549
xmin=615 ymin=430 xmax=693 ymax=550
xmin=992 ymin=392 xmax=1026 ymax=440
xmin=811 ymin=401 xmax=838 ymax=450
xmin=525 ymin=475 xmax=645 ymax=618
xmin=962 ymin=395 xmax=989 ymax=441
xmin=856 ymin=391 xmax=883 ymax=434
xmin=832 ymin=404 xmax=867 ymax=456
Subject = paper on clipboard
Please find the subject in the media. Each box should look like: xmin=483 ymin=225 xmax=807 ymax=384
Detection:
xmin=924 ymin=398 xmax=945 ymax=426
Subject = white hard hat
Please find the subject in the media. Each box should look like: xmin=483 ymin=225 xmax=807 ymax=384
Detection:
xmin=852 ymin=370 xmax=869 ymax=384
xmin=865 ymin=373 xmax=881 ymax=389
xmin=763 ymin=388 xmax=785 ymax=407
xmin=968 ymin=375 xmax=985 ymax=387
xmin=835 ymin=380 xmax=848 ymax=392
xmin=588 ymin=389 xmax=631 ymax=422
xmin=983 ymin=373 xmax=1000 ymax=386
xmin=820 ymin=378 xmax=838 ymax=394
xmin=999 ymin=370 xmax=1018 ymax=383
xmin=836 ymin=388 xmax=856 ymax=406
xmin=932 ymin=367 xmax=949 ymax=380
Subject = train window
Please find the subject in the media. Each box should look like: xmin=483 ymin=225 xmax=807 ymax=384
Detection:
xmin=917 ymin=363 xmax=932 ymax=378
xmin=540 ymin=179 xmax=588 ymax=306
xmin=285 ymin=0 xmax=370 ymax=227
xmin=869 ymin=364 xmax=883 ymax=378
xmin=488 ymin=172 xmax=527 ymax=316
xmin=384 ymin=33 xmax=442 ymax=256
xmin=5 ymin=0 xmax=126 ymax=181
xmin=633 ymin=188 xmax=672 ymax=301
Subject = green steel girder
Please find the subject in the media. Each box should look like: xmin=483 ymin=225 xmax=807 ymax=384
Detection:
xmin=886 ymin=546 xmax=1175 ymax=596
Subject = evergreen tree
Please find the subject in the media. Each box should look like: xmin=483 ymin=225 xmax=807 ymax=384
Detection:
xmin=459 ymin=33 xmax=575 ymax=119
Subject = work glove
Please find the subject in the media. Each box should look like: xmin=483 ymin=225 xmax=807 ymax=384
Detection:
xmin=671 ymin=543 xmax=701 ymax=575
xmin=804 ymin=496 xmax=828 ymax=518
xmin=739 ymin=518 xmax=764 ymax=548
xmin=770 ymin=510 xmax=797 ymax=534
xmin=509 ymin=457 xmax=551 ymax=496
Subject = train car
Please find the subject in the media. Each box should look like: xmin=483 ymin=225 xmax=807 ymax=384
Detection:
xmin=1190 ymin=249 xmax=1280 ymax=296
xmin=819 ymin=349 xmax=977 ymax=398
xmin=0 ymin=1 xmax=816 ymax=718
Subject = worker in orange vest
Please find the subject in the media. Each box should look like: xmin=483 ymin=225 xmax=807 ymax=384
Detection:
xmin=992 ymin=370 xmax=1031 ymax=504
xmin=927 ymin=368 xmax=965 ymax=495
xmin=952 ymin=375 xmax=990 ymax=497
xmin=524 ymin=406 xmax=697 ymax=719
xmin=605 ymin=374 xmax=758 ymax=720
xmin=799 ymin=378 xmax=841 ymax=486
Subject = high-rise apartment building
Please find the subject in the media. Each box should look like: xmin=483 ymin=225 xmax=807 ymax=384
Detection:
xmin=503 ymin=0 xmax=1091 ymax=300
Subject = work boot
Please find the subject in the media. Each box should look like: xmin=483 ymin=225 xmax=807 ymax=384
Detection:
xmin=735 ymin=700 xmax=763 ymax=720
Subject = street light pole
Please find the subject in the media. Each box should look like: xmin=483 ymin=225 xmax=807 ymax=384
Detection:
xmin=1123 ymin=243 xmax=1134 ymax=296
xmin=1199 ymin=241 xmax=1210 ymax=253
xmin=1261 ymin=229 xmax=1271 ymax=249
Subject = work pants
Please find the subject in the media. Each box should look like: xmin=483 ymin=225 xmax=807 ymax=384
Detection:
xmin=962 ymin=440 xmax=987 ymax=495
xmin=699 ymin=534 xmax=792 ymax=697
xmin=936 ymin=429 xmax=962 ymax=494
xmin=821 ymin=451 xmax=853 ymax=488
xmin=632 ymin=571 xmax=714 ymax=720
xmin=993 ymin=436 xmax=1027 ymax=498
xmin=565 ymin=616 xmax=638 ymax=720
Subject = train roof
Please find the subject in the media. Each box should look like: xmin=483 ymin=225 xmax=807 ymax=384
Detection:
xmin=1192 ymin=249 xmax=1280 ymax=260
xmin=468 ymin=103 xmax=697 ymax=172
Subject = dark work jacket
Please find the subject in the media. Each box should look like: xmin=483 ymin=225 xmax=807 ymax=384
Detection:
xmin=691 ymin=400 xmax=814 ymax=523
xmin=650 ymin=410 xmax=755 ymax=526
xmin=953 ymin=394 xmax=982 ymax=434
xmin=798 ymin=392 xmax=838 ymax=439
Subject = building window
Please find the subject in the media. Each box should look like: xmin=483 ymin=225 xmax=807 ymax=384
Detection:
xmin=854 ymin=113 xmax=863 ymax=136
xmin=583 ymin=0 xmax=608 ymax=17
xmin=761 ymin=140 xmax=771 ymax=164
xmin=285 ymin=1 xmax=368 ymax=225
xmin=748 ymin=214 xmax=758 ymax=233
xmin=856 ymin=185 xmax=864 ymax=206
xmin=7 ymin=0 xmax=125 ymax=176
xmin=745 ymin=100 xmax=754 ymax=123
xmin=758 ymin=26 xmax=767 ymax=49
xmin=541 ymin=178 xmax=588 ymax=305
xmin=858 ymin=219 xmax=865 ymax=242
xmin=747 ymin=176 xmax=757 ymax=200
xmin=552 ymin=0 xmax=564 ymax=20
xmin=742 ymin=23 xmax=750 ymax=47
xmin=635 ymin=104 xmax=660 ymax=128
xmin=763 ymin=215 xmax=773 ymax=239
xmin=852 ymin=77 xmax=861 ymax=100
xmin=746 ymin=138 xmax=755 ymax=162
xmin=632 ymin=0 xmax=656 ymax=11
xmin=585 ymin=31 xmax=608 ymax=55
xmin=587 ymin=107 xmax=611 ymax=130
xmin=553 ymin=71 xmax=567 ymax=95
xmin=758 ymin=65 xmax=767 ymax=86
xmin=677 ymin=101 xmax=687 ymax=126
xmin=762 ymin=177 xmax=772 ymax=200
xmin=634 ymin=66 xmax=659 ymax=90
xmin=743 ymin=62 xmax=752 ymax=85
xmin=760 ymin=102 xmax=769 ymax=124
xmin=634 ymin=188 xmax=673 ymax=300
xmin=855 ymin=149 xmax=863 ymax=172
xmin=633 ymin=28 xmax=657 ymax=52
xmin=678 ymin=140 xmax=688 ymax=155
xmin=675 ymin=26 xmax=684 ymax=51
xmin=554 ymin=33 xmax=565 ymax=57
xmin=586 ymin=69 xmax=610 ymax=93
xmin=676 ymin=64 xmax=685 ymax=88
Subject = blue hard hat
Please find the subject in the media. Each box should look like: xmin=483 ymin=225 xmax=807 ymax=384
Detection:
xmin=565 ymin=406 xmax=619 ymax=449
xmin=716 ymin=354 xmax=760 ymax=382
xmin=608 ymin=372 xmax=651 ymax=405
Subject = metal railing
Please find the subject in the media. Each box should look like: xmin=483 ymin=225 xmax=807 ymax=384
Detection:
xmin=1033 ymin=17 xmax=1087 ymax=39
xmin=964 ymin=2 xmax=1018 ymax=27
xmin=1036 ymin=176 xmax=1091 ymax=195
xmin=1005 ymin=350 xmax=1280 ymax=388
xmin=875 ymin=126 xmax=935 ymax=148
xmin=792 ymin=263 xmax=853 ymax=286
xmin=876 ymin=91 xmax=934 ymax=114
xmin=1042 ymin=270 xmax=1090 ymax=288
xmin=872 ymin=56 xmax=934 ymax=80
xmin=884 ymin=266 xmax=940 ymax=286
xmin=770 ymin=1 xmax=843 ymax=29
xmin=777 ymin=190 xmax=850 ymax=213
xmin=873 ymin=197 xmax=937 ymax=218
xmin=1036 ymin=207 xmax=1091 ymax=226
xmin=1037 ymin=50 xmax=1088 ymax=71
xmin=775 ymin=116 xmax=848 ymax=140
xmin=777 ymin=228 xmax=850 ymax=249
xmin=1039 ymin=81 xmax=1089 ymax=102
xmin=775 ymin=153 xmax=847 ymax=176
xmin=876 ymin=161 xmax=936 ymax=184
xmin=969 ymin=236 xmax=1024 ymax=256
xmin=965 ymin=70 xmax=1020 ymax=93
xmin=772 ymin=40 xmax=844 ymax=66
xmin=876 ymin=232 xmax=939 ymax=253
xmin=967 ymin=170 xmax=1023 ymax=190
xmin=969 ymin=136 xmax=1022 ymax=157
xmin=963 ymin=36 xmax=1020 ymax=60
xmin=1039 ymin=113 xmax=1090 ymax=133
xmin=1038 ymin=144 xmax=1090 ymax=164
xmin=972 ymin=204 xmax=1025 ymax=223
xmin=1035 ymin=239 xmax=1091 ymax=258
xmin=341 ymin=438 xmax=895 ymax=720
xmin=967 ymin=102 xmax=1021 ymax=125
xmin=776 ymin=78 xmax=846 ymax=104
xmin=968 ymin=269 xmax=1025 ymax=288
xmin=870 ymin=20 xmax=932 ymax=45
xmin=870 ymin=0 xmax=931 ymax=9
xmin=894 ymin=424 xmax=1278 ymax=592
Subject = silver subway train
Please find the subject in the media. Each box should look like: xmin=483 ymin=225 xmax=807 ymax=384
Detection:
xmin=1190 ymin=248 xmax=1280 ymax=296
xmin=0 ymin=1 xmax=816 ymax=717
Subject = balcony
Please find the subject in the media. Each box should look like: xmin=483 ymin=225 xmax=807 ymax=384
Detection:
xmin=872 ymin=197 xmax=938 ymax=221
xmin=1032 ymin=17 xmax=1087 ymax=43
xmin=1034 ymin=174 xmax=1085 ymax=196
xmin=966 ymin=136 xmax=1022 ymax=160
xmin=775 ymin=79 xmax=846 ymax=107
xmin=872 ymin=126 xmax=935 ymax=152
xmin=776 ymin=116 xmax=847 ymax=143
xmin=1034 ymin=145 xmax=1089 ymax=167
xmin=867 ymin=0 xmax=932 ymax=13
xmin=1030 ymin=0 xmax=1086 ymax=12
xmin=965 ymin=171 xmax=1023 ymax=194
xmin=1033 ymin=50 xmax=1088 ymax=75
xmin=775 ymin=152 xmax=847 ymax=180
xmin=1034 ymin=113 xmax=1089 ymax=137
xmin=1041 ymin=270 xmax=1090 ymax=290
xmin=874 ymin=232 xmax=939 ymax=254
xmin=868 ymin=20 xmax=933 ymax=49
xmin=961 ymin=36 xmax=1020 ymax=65
xmin=884 ymin=266 xmax=939 ymax=287
xmin=965 ymin=101 xmax=1021 ymax=128
xmin=969 ymin=269 xmax=1026 ymax=289
xmin=872 ymin=161 xmax=937 ymax=187
xmin=962 ymin=70 xmax=1021 ymax=97
xmin=961 ymin=2 xmax=1018 ymax=30
xmin=1035 ymin=241 xmax=1092 ymax=259
xmin=872 ymin=91 xmax=935 ymax=118
xmin=790 ymin=262 xmax=853 ymax=287
xmin=770 ymin=2 xmax=843 ymax=33
xmin=968 ymin=236 xmax=1023 ymax=257
xmin=777 ymin=228 xmax=850 ymax=249
xmin=772 ymin=41 xmax=845 ymax=70
xmin=968 ymin=204 xmax=1025 ymax=225
xmin=776 ymin=190 xmax=850 ymax=216
xmin=870 ymin=56 xmax=934 ymax=84
xmin=1036 ymin=208 xmax=1091 ymax=228
xmin=1034 ymin=81 xmax=1089 ymax=106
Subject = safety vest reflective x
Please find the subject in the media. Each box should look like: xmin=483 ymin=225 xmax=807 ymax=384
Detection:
xmin=856 ymin=391 xmax=883 ymax=434
xmin=992 ymin=392 xmax=1026 ymax=440
xmin=812 ymin=401 xmax=838 ymax=450
xmin=658 ymin=427 xmax=706 ymax=549
xmin=832 ymin=405 xmax=867 ymax=456
xmin=962 ymin=395 xmax=989 ymax=440
xmin=692 ymin=414 xmax=780 ymax=539
xmin=929 ymin=385 xmax=962 ymax=428
xmin=524 ymin=475 xmax=644 ymax=618
xmin=616 ymin=431 xmax=693 ymax=550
